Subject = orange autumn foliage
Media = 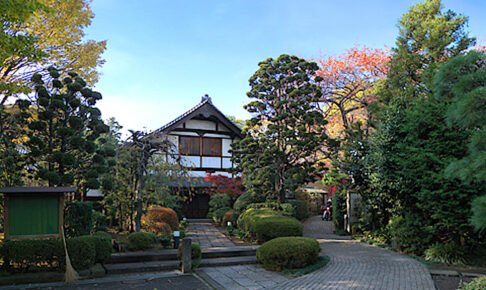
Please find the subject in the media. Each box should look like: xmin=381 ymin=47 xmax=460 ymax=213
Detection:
xmin=142 ymin=207 xmax=179 ymax=233
xmin=314 ymin=46 xmax=390 ymax=138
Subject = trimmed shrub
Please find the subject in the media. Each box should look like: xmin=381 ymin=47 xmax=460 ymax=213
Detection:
xmin=67 ymin=236 xmax=96 ymax=270
xmin=256 ymin=237 xmax=320 ymax=271
xmin=0 ymin=234 xmax=110 ymax=273
xmin=127 ymin=232 xmax=158 ymax=251
xmin=237 ymin=208 xmax=281 ymax=239
xmin=222 ymin=209 xmax=235 ymax=226
xmin=288 ymin=200 xmax=309 ymax=220
xmin=94 ymin=230 xmax=112 ymax=241
xmin=143 ymin=207 xmax=178 ymax=232
xmin=64 ymin=201 xmax=93 ymax=237
xmin=92 ymin=210 xmax=108 ymax=230
xmin=233 ymin=191 xmax=264 ymax=212
xmin=208 ymin=194 xmax=231 ymax=223
xmin=254 ymin=216 xmax=303 ymax=243
xmin=91 ymin=235 xmax=112 ymax=263
xmin=425 ymin=243 xmax=467 ymax=265
xmin=0 ymin=239 xmax=64 ymax=272
xmin=246 ymin=202 xmax=295 ymax=217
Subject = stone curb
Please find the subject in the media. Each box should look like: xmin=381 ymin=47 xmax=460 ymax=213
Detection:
xmin=429 ymin=269 xmax=485 ymax=278
xmin=1 ymin=271 xmax=184 ymax=289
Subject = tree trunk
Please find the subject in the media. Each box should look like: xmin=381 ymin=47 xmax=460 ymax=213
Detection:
xmin=134 ymin=169 xmax=144 ymax=232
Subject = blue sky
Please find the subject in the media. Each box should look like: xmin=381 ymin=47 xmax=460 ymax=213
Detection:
xmin=85 ymin=0 xmax=486 ymax=134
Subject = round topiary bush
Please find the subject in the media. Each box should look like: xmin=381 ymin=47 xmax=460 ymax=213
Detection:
xmin=127 ymin=232 xmax=158 ymax=251
xmin=254 ymin=215 xmax=303 ymax=243
xmin=143 ymin=207 xmax=179 ymax=232
xmin=256 ymin=237 xmax=320 ymax=271
xmin=237 ymin=208 xmax=281 ymax=239
xmin=222 ymin=209 xmax=235 ymax=226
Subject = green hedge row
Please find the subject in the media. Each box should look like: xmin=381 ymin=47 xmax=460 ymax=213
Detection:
xmin=0 ymin=234 xmax=112 ymax=273
xmin=237 ymin=208 xmax=303 ymax=243
xmin=256 ymin=237 xmax=320 ymax=270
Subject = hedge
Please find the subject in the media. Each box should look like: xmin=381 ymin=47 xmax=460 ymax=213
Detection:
xmin=254 ymin=215 xmax=303 ymax=243
xmin=237 ymin=208 xmax=302 ymax=243
xmin=127 ymin=232 xmax=158 ymax=251
xmin=64 ymin=201 xmax=93 ymax=237
xmin=288 ymin=200 xmax=309 ymax=220
xmin=0 ymin=235 xmax=112 ymax=273
xmin=256 ymin=237 xmax=320 ymax=271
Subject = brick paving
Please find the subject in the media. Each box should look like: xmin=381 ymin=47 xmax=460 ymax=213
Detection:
xmin=198 ymin=216 xmax=436 ymax=290
xmin=186 ymin=219 xmax=235 ymax=248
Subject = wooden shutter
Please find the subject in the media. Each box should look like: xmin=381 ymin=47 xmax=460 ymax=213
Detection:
xmin=180 ymin=136 xmax=200 ymax=155
xmin=202 ymin=138 xmax=222 ymax=156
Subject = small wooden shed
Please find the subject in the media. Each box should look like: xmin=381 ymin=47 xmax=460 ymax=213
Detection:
xmin=0 ymin=187 xmax=75 ymax=240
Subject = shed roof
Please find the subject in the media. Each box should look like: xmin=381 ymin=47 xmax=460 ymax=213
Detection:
xmin=0 ymin=187 xmax=75 ymax=194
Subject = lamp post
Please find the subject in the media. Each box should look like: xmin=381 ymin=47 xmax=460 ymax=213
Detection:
xmin=173 ymin=230 xmax=180 ymax=249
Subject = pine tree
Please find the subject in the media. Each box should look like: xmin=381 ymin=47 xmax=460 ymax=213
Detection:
xmin=25 ymin=66 xmax=109 ymax=198
xmin=232 ymin=54 xmax=327 ymax=202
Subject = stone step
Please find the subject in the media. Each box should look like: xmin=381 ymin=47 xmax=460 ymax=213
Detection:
xmin=106 ymin=249 xmax=178 ymax=264
xmin=106 ymin=246 xmax=259 ymax=264
xmin=202 ymin=246 xmax=258 ymax=259
xmin=200 ymin=255 xmax=258 ymax=267
xmin=187 ymin=218 xmax=213 ymax=223
xmin=104 ymin=256 xmax=257 ymax=275
xmin=104 ymin=260 xmax=180 ymax=275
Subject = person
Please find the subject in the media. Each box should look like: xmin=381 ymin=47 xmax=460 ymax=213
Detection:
xmin=322 ymin=199 xmax=332 ymax=221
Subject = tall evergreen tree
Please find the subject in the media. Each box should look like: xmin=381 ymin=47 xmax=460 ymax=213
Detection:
xmin=25 ymin=66 xmax=109 ymax=198
xmin=232 ymin=54 xmax=327 ymax=202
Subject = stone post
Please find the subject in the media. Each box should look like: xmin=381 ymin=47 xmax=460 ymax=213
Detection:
xmin=181 ymin=238 xmax=192 ymax=273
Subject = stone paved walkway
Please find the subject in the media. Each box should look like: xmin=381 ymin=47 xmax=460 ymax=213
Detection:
xmin=186 ymin=219 xmax=235 ymax=248
xmin=199 ymin=216 xmax=436 ymax=290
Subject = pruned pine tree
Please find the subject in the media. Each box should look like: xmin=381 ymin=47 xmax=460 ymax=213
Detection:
xmin=232 ymin=54 xmax=327 ymax=202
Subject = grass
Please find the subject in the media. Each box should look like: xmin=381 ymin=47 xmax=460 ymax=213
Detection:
xmin=282 ymin=256 xmax=330 ymax=277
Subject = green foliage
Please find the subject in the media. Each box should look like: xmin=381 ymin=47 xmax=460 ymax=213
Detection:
xmin=66 ymin=236 xmax=96 ymax=270
xmin=207 ymin=193 xmax=231 ymax=223
xmin=64 ymin=201 xmax=93 ymax=237
xmin=246 ymin=202 xmax=295 ymax=217
xmin=237 ymin=207 xmax=302 ymax=243
xmin=158 ymin=232 xmax=172 ymax=248
xmin=232 ymin=54 xmax=327 ymax=202
xmin=424 ymin=243 xmax=467 ymax=265
xmin=387 ymin=215 xmax=433 ymax=254
xmin=288 ymin=200 xmax=309 ymax=221
xmin=254 ymin=215 xmax=303 ymax=243
xmin=237 ymin=208 xmax=281 ymax=240
xmin=92 ymin=210 xmax=108 ymax=230
xmin=127 ymin=232 xmax=157 ymax=251
xmin=233 ymin=191 xmax=264 ymax=212
xmin=470 ymin=195 xmax=486 ymax=232
xmin=256 ymin=237 xmax=320 ymax=271
xmin=25 ymin=67 xmax=109 ymax=195
xmin=0 ymin=238 xmax=63 ymax=272
xmin=459 ymin=276 xmax=486 ymax=290
xmin=90 ymin=235 xmax=112 ymax=263
xmin=332 ymin=190 xmax=346 ymax=231
xmin=282 ymin=256 xmax=330 ymax=277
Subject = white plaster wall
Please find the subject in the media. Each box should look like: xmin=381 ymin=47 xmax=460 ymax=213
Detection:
xmin=180 ymin=156 xmax=200 ymax=167
xmin=204 ymin=133 xmax=230 ymax=138
xmin=219 ymin=124 xmax=230 ymax=132
xmin=186 ymin=120 xmax=216 ymax=130
xmin=202 ymin=157 xmax=221 ymax=168
xmin=171 ymin=131 xmax=199 ymax=137
xmin=222 ymin=139 xmax=232 ymax=156
xmin=222 ymin=158 xmax=232 ymax=169
xmin=213 ymin=171 xmax=232 ymax=177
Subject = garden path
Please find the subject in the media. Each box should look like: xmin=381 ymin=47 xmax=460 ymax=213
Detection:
xmin=198 ymin=216 xmax=436 ymax=289
xmin=186 ymin=219 xmax=234 ymax=248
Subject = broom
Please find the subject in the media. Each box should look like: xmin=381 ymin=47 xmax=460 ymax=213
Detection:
xmin=61 ymin=226 xmax=79 ymax=283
